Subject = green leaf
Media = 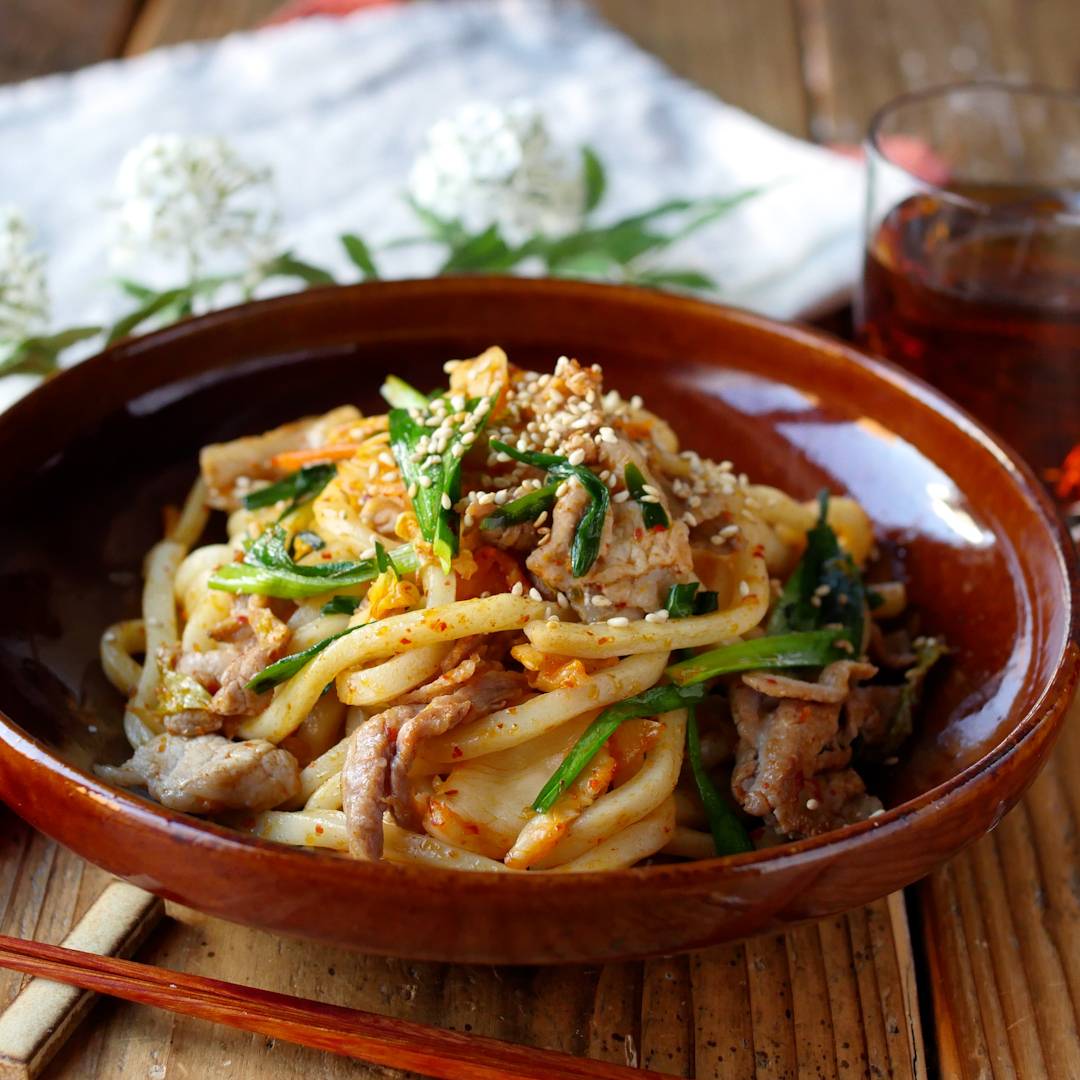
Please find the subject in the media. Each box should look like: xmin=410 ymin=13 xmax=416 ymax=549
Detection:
xmin=665 ymin=583 xmax=701 ymax=619
xmin=242 ymin=463 xmax=336 ymax=519
xmin=665 ymin=629 xmax=848 ymax=686
xmin=247 ymin=623 xmax=368 ymax=695
xmin=581 ymin=145 xmax=606 ymax=213
xmin=390 ymin=395 xmax=496 ymax=572
xmin=115 ymin=278 xmax=158 ymax=301
xmin=405 ymin=196 xmax=469 ymax=247
xmin=107 ymin=288 xmax=193 ymax=344
xmin=380 ymin=374 xmax=429 ymax=411
xmin=341 ymin=233 xmax=380 ymax=280
xmin=0 ymin=326 xmax=100 ymax=377
xmin=631 ymin=268 xmax=717 ymax=291
xmin=532 ymin=683 xmax=708 ymax=812
xmin=479 ymin=483 xmax=559 ymax=530
xmin=686 ymin=706 xmax=753 ymax=855
xmin=209 ymin=526 xmax=417 ymax=599
xmin=321 ymin=595 xmax=362 ymax=616
xmin=262 ymin=252 xmax=335 ymax=287
xmin=489 ymin=440 xmax=610 ymax=577
xmin=867 ymin=637 xmax=948 ymax=760
xmin=768 ymin=490 xmax=866 ymax=651
xmin=439 ymin=225 xmax=525 ymax=274
xmin=624 ymin=462 xmax=670 ymax=530
xmin=291 ymin=530 xmax=325 ymax=554
xmin=373 ymin=540 xmax=400 ymax=580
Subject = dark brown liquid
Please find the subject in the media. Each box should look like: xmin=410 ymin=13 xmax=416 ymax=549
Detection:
xmin=858 ymin=186 xmax=1080 ymax=473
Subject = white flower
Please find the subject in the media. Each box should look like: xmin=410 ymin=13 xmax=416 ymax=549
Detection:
xmin=408 ymin=102 xmax=585 ymax=245
xmin=111 ymin=134 xmax=278 ymax=277
xmin=0 ymin=205 xmax=49 ymax=343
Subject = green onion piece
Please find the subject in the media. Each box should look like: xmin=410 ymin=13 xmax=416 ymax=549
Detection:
xmin=490 ymin=440 xmax=610 ymax=577
xmin=209 ymin=526 xmax=417 ymax=599
xmin=321 ymin=595 xmax=362 ymax=616
xmin=479 ymin=483 xmax=559 ymax=530
xmin=768 ymin=490 xmax=866 ymax=651
xmin=686 ymin=706 xmax=753 ymax=855
xmin=242 ymin=463 xmax=336 ymax=518
xmin=664 ymin=582 xmax=719 ymax=618
xmin=247 ymin=623 xmax=367 ymax=695
xmin=665 ymin=582 xmax=700 ymax=618
xmin=531 ymin=683 xmax=707 ymax=813
xmin=665 ymin=629 xmax=847 ymax=686
xmin=694 ymin=590 xmax=718 ymax=615
xmin=623 ymin=462 xmax=670 ymax=530
xmin=380 ymin=374 xmax=429 ymax=410
xmin=390 ymin=396 xmax=495 ymax=573
xmin=374 ymin=540 xmax=399 ymax=579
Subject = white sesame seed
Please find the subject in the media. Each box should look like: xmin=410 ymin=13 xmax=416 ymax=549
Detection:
xmin=555 ymin=481 xmax=569 ymax=498
xmin=683 ymin=513 xmax=698 ymax=527
xmin=869 ymin=809 xmax=885 ymax=818
xmin=419 ymin=475 xmax=432 ymax=489
xmin=529 ymin=587 xmax=543 ymax=602
xmin=511 ymin=581 xmax=524 ymax=597
xmin=534 ymin=511 xmax=548 ymax=527
xmin=407 ymin=483 xmax=418 ymax=498
xmin=599 ymin=426 xmax=618 ymax=444
xmin=590 ymin=595 xmax=613 ymax=607
xmin=805 ymin=798 xmax=820 ymax=810
xmin=645 ymin=610 xmax=670 ymax=623
xmin=640 ymin=494 xmax=660 ymax=504
xmin=719 ymin=524 xmax=740 ymax=538
xmin=613 ymin=490 xmax=631 ymax=503
xmin=630 ymin=395 xmax=643 ymax=410
xmin=884 ymin=756 xmax=899 ymax=766
xmin=607 ymin=616 xmax=630 ymax=627
xmin=814 ymin=584 xmax=831 ymax=597
xmin=567 ymin=448 xmax=587 ymax=466
xmin=738 ymin=580 xmax=750 ymax=597
xmin=440 ymin=492 xmax=452 ymax=510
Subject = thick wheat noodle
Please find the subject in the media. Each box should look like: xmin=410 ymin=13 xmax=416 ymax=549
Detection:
xmin=100 ymin=620 xmax=146 ymax=697
xmin=532 ymin=708 xmax=688 ymax=869
xmin=547 ymin=798 xmax=676 ymax=873
xmin=168 ymin=477 xmax=211 ymax=549
xmin=523 ymin=554 xmax=769 ymax=658
xmin=124 ymin=538 xmax=185 ymax=745
xmin=253 ymin=809 xmax=510 ymax=873
xmin=238 ymin=595 xmax=558 ymax=743
xmin=662 ymin=825 xmax=717 ymax=860
xmin=340 ymin=565 xmax=457 ymax=706
xmin=420 ymin=650 xmax=670 ymax=764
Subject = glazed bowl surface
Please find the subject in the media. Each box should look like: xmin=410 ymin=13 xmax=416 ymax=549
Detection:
xmin=0 ymin=277 xmax=1074 ymax=964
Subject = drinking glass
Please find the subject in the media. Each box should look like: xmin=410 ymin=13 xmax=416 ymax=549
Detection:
xmin=856 ymin=82 xmax=1080 ymax=491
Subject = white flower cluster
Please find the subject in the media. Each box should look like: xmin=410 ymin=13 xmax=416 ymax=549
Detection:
xmin=408 ymin=102 xmax=585 ymax=245
xmin=0 ymin=205 xmax=49 ymax=344
xmin=112 ymin=134 xmax=278 ymax=276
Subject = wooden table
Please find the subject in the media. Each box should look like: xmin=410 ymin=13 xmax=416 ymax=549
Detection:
xmin=2 ymin=3 xmax=1079 ymax=1077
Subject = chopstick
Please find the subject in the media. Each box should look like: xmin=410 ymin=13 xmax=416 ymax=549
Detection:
xmin=0 ymin=933 xmax=659 ymax=1080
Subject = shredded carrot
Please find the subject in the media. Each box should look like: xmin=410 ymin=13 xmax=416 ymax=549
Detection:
xmin=270 ymin=444 xmax=360 ymax=471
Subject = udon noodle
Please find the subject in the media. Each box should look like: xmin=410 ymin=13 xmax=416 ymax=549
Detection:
xmin=97 ymin=349 xmax=943 ymax=872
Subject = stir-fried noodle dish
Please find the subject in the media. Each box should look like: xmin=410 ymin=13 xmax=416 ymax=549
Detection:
xmin=98 ymin=349 xmax=945 ymax=873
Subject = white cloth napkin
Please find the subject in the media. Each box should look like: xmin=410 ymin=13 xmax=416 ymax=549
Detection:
xmin=0 ymin=0 xmax=863 ymax=410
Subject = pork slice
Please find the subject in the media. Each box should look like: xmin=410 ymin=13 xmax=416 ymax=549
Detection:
xmin=163 ymin=709 xmax=222 ymax=737
xmin=98 ymin=734 xmax=299 ymax=814
xmin=388 ymin=669 xmax=528 ymax=828
xmin=741 ymin=661 xmax=878 ymax=705
xmin=342 ymin=704 xmax=419 ymax=860
xmin=526 ymin=469 xmax=694 ymax=621
xmin=730 ymin=684 xmax=880 ymax=839
xmin=200 ymin=405 xmax=360 ymax=510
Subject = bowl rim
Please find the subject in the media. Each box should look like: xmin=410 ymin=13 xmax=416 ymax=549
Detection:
xmin=1 ymin=275 xmax=1076 ymax=894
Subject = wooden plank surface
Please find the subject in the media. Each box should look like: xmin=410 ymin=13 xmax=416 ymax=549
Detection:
xmin=0 ymin=803 xmax=923 ymax=1079
xmin=0 ymin=1 xmax=1078 ymax=1077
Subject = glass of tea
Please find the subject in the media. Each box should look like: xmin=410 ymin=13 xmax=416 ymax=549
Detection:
xmin=856 ymin=82 xmax=1080 ymax=485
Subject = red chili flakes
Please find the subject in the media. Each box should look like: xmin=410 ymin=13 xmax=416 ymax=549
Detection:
xmin=436 ymin=620 xmax=448 ymax=632
xmin=634 ymin=527 xmax=645 ymax=541
xmin=321 ymin=551 xmax=334 ymax=560
xmin=451 ymin=746 xmax=464 ymax=759
xmin=314 ymin=823 xmax=325 ymax=835
xmin=752 ymin=543 xmax=765 ymax=559
xmin=399 ymin=637 xmax=412 ymax=645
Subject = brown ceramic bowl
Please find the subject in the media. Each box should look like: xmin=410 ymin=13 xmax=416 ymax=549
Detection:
xmin=0 ymin=278 xmax=1074 ymax=964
